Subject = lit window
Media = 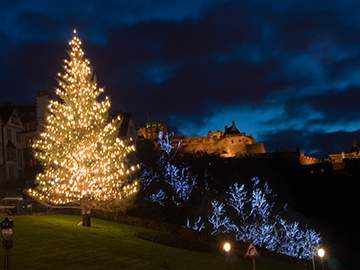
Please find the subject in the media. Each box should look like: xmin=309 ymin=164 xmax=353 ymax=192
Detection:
xmin=26 ymin=136 xmax=37 ymax=148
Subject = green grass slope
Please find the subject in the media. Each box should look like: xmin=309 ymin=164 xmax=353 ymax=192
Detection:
xmin=0 ymin=214 xmax=308 ymax=270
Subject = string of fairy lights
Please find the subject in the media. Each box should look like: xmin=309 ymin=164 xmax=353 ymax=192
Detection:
xmin=28 ymin=30 xmax=138 ymax=207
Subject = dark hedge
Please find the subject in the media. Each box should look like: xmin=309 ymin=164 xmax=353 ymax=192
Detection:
xmin=135 ymin=231 xmax=220 ymax=253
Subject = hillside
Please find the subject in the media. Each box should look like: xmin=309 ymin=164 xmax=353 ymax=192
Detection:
xmin=0 ymin=214 xmax=309 ymax=270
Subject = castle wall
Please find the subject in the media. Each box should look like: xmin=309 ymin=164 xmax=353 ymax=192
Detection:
xmin=218 ymin=136 xmax=248 ymax=157
xmin=179 ymin=132 xmax=262 ymax=157
xmin=246 ymin=143 xmax=267 ymax=155
xmin=181 ymin=136 xmax=221 ymax=155
xmin=299 ymin=152 xmax=322 ymax=165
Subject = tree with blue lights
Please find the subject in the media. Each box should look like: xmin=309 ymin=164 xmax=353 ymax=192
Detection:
xmin=139 ymin=133 xmax=322 ymax=260
xmin=208 ymin=200 xmax=231 ymax=235
xmin=140 ymin=132 xmax=197 ymax=209
xmin=204 ymin=177 xmax=321 ymax=259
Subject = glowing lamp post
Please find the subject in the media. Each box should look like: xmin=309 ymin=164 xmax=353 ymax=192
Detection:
xmin=318 ymin=248 xmax=325 ymax=270
xmin=1 ymin=217 xmax=14 ymax=270
xmin=223 ymin=242 xmax=231 ymax=270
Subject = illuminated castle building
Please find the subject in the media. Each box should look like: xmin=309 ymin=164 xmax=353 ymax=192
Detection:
xmin=176 ymin=121 xmax=266 ymax=157
xmin=138 ymin=120 xmax=267 ymax=158
xmin=137 ymin=119 xmax=167 ymax=141
xmin=327 ymin=141 xmax=360 ymax=172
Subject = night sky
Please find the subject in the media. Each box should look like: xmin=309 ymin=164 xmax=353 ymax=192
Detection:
xmin=1 ymin=0 xmax=360 ymax=158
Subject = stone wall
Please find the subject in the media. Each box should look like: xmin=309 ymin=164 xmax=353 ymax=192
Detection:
xmin=299 ymin=152 xmax=322 ymax=165
xmin=246 ymin=143 xmax=267 ymax=155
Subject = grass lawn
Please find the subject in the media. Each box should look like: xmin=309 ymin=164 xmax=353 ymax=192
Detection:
xmin=0 ymin=214 xmax=309 ymax=270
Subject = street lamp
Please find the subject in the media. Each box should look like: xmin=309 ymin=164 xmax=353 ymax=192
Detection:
xmin=318 ymin=248 xmax=325 ymax=270
xmin=1 ymin=217 xmax=14 ymax=270
xmin=223 ymin=242 xmax=231 ymax=270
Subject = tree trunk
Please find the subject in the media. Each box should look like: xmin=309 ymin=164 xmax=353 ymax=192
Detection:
xmin=81 ymin=207 xmax=91 ymax=227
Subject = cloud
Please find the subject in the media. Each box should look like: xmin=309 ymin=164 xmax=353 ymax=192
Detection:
xmin=262 ymin=129 xmax=360 ymax=158
xmin=1 ymin=0 xmax=360 ymax=157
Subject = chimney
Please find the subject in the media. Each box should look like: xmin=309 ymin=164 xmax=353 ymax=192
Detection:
xmin=36 ymin=89 xmax=52 ymax=133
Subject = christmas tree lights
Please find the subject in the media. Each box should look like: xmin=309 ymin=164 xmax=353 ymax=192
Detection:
xmin=28 ymin=30 xmax=138 ymax=225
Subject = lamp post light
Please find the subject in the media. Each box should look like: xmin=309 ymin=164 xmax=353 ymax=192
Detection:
xmin=1 ymin=217 xmax=14 ymax=270
xmin=318 ymin=248 xmax=325 ymax=270
xmin=223 ymin=242 xmax=231 ymax=270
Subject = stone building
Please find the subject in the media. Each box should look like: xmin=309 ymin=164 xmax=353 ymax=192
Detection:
xmin=328 ymin=141 xmax=360 ymax=172
xmin=0 ymin=89 xmax=52 ymax=183
xmin=177 ymin=121 xmax=266 ymax=157
xmin=18 ymin=89 xmax=52 ymax=170
xmin=0 ymin=104 xmax=25 ymax=181
xmin=137 ymin=119 xmax=167 ymax=141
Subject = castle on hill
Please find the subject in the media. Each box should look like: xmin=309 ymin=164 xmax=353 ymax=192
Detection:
xmin=138 ymin=120 xmax=267 ymax=158
xmin=138 ymin=119 xmax=333 ymax=167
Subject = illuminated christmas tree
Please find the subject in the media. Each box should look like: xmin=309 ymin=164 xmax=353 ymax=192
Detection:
xmin=28 ymin=30 xmax=138 ymax=226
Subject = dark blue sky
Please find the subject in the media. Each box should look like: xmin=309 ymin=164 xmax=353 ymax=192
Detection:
xmin=1 ymin=0 xmax=360 ymax=158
